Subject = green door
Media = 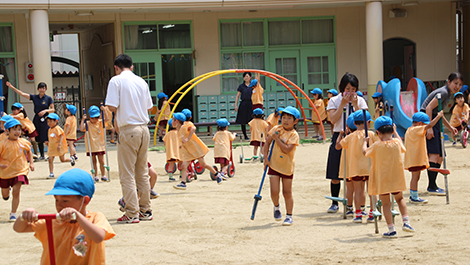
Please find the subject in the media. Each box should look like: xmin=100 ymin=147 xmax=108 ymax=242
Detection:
xmin=269 ymin=50 xmax=300 ymax=92
xmin=300 ymin=47 xmax=336 ymax=100
xmin=130 ymin=53 xmax=161 ymax=105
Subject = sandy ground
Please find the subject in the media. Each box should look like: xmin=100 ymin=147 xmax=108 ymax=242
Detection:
xmin=1 ymin=137 xmax=470 ymax=264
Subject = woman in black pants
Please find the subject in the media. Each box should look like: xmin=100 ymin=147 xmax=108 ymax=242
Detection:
xmin=235 ymin=72 xmax=253 ymax=140
xmin=7 ymin=81 xmax=54 ymax=160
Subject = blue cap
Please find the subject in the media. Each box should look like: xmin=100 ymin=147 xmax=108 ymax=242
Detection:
xmin=47 ymin=113 xmax=60 ymax=121
xmin=310 ymin=88 xmax=323 ymax=95
xmin=374 ymin=116 xmax=393 ymax=131
xmin=372 ymin=92 xmax=382 ymax=98
xmin=157 ymin=92 xmax=168 ymax=100
xmin=253 ymin=108 xmax=264 ymax=115
xmin=346 ymin=115 xmax=357 ymax=130
xmin=0 ymin=115 xmax=13 ymax=122
xmin=4 ymin=119 xmax=21 ymax=129
xmin=173 ymin=112 xmax=186 ymax=122
xmin=280 ymin=106 xmax=300 ymax=119
xmin=454 ymin=92 xmax=464 ymax=98
xmin=460 ymin=85 xmax=468 ymax=93
xmin=356 ymin=91 xmax=363 ymax=97
xmin=275 ymin=107 xmax=284 ymax=115
xmin=45 ymin=168 xmax=95 ymax=199
xmin=66 ymin=104 xmax=77 ymax=115
xmin=249 ymin=79 xmax=258 ymax=88
xmin=12 ymin=102 xmax=23 ymax=109
xmin=168 ymin=118 xmax=173 ymax=127
xmin=412 ymin=112 xmax=430 ymax=124
xmin=217 ymin=118 xmax=230 ymax=127
xmin=88 ymin=106 xmax=100 ymax=118
xmin=353 ymin=110 xmax=372 ymax=122
xmin=182 ymin=109 xmax=192 ymax=118
xmin=327 ymin=89 xmax=338 ymax=96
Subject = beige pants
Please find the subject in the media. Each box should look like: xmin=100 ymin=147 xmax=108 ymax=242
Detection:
xmin=118 ymin=124 xmax=151 ymax=218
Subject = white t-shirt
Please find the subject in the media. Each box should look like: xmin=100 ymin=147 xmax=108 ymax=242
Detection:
xmin=105 ymin=70 xmax=153 ymax=127
xmin=326 ymin=94 xmax=368 ymax=132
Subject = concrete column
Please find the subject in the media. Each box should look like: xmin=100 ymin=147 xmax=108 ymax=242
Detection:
xmin=30 ymin=10 xmax=53 ymax=97
xmin=365 ymin=2 xmax=383 ymax=111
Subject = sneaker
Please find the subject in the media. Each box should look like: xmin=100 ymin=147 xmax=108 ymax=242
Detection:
xmin=9 ymin=214 xmax=17 ymax=222
xmin=150 ymin=189 xmax=160 ymax=199
xmin=173 ymin=182 xmax=187 ymax=190
xmin=118 ymin=198 xmax=126 ymax=212
xmin=409 ymin=197 xmax=428 ymax=204
xmin=382 ymin=231 xmax=397 ymax=238
xmin=94 ymin=176 xmax=99 ymax=182
xmin=138 ymin=210 xmax=153 ymax=221
xmin=169 ymin=176 xmax=176 ymax=181
xmin=216 ymin=173 xmax=223 ymax=185
xmin=220 ymin=172 xmax=227 ymax=180
xmin=73 ymin=154 xmax=79 ymax=160
xmin=282 ymin=216 xmax=293 ymax=226
xmin=353 ymin=216 xmax=362 ymax=223
xmin=452 ymin=141 xmax=457 ymax=145
xmin=32 ymin=153 xmax=38 ymax=159
xmin=402 ymin=223 xmax=415 ymax=233
xmin=101 ymin=176 xmax=109 ymax=182
xmin=327 ymin=204 xmax=339 ymax=213
xmin=244 ymin=136 xmax=250 ymax=141
xmin=38 ymin=156 xmax=45 ymax=161
xmin=70 ymin=156 xmax=75 ymax=166
xmin=48 ymin=173 xmax=54 ymax=179
xmin=346 ymin=209 xmax=354 ymax=218
xmin=427 ymin=187 xmax=446 ymax=196
xmin=117 ymin=214 xmax=140 ymax=224
xmin=367 ymin=216 xmax=375 ymax=223
xmin=110 ymin=139 xmax=116 ymax=145
xmin=274 ymin=208 xmax=282 ymax=221
xmin=312 ymin=135 xmax=319 ymax=139
xmin=318 ymin=136 xmax=324 ymax=141
xmin=362 ymin=210 xmax=368 ymax=216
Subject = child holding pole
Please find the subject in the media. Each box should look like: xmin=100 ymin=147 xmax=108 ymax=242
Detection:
xmin=80 ymin=106 xmax=107 ymax=182
xmin=172 ymin=112 xmax=222 ymax=190
xmin=363 ymin=116 xmax=415 ymax=238
xmin=64 ymin=104 xmax=78 ymax=161
xmin=14 ymin=168 xmax=115 ymax=264
xmin=101 ymin=104 xmax=116 ymax=144
xmin=248 ymin=108 xmax=268 ymax=160
xmin=10 ymin=102 xmax=38 ymax=158
xmin=46 ymin=113 xmax=75 ymax=178
xmin=213 ymin=118 xmax=237 ymax=179
xmin=263 ymin=106 xmax=300 ymax=226
xmin=405 ymin=111 xmax=443 ymax=204
xmin=266 ymin=107 xmax=283 ymax=132
xmin=0 ymin=119 xmax=34 ymax=221
xmin=310 ymin=88 xmax=327 ymax=140
xmin=164 ymin=118 xmax=180 ymax=181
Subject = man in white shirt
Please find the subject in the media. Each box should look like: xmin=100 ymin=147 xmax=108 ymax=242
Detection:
xmin=105 ymin=54 xmax=154 ymax=224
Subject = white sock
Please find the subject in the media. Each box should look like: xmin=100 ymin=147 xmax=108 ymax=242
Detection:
xmin=10 ymin=212 xmax=16 ymax=217
xmin=388 ymin=224 xmax=395 ymax=233
xmin=274 ymin=205 xmax=280 ymax=211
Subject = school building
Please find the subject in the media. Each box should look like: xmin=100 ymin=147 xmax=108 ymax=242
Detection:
xmin=0 ymin=0 xmax=468 ymax=123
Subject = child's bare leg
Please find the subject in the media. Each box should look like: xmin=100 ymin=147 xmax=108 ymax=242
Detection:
xmin=253 ymin=146 xmax=258 ymax=157
xmin=149 ymin=166 xmax=157 ymax=189
xmin=2 ymin=188 xmax=9 ymax=200
xmin=282 ymin=177 xmax=293 ymax=215
xmin=353 ymin=180 xmax=363 ymax=212
xmin=394 ymin=192 xmax=408 ymax=217
xmin=97 ymin=155 xmax=105 ymax=176
xmin=59 ymin=154 xmax=71 ymax=162
xmin=198 ymin=157 xmax=217 ymax=174
xmin=92 ymin=155 xmax=98 ymax=177
xmin=346 ymin=180 xmax=354 ymax=208
xmin=158 ymin=125 xmax=164 ymax=137
xmin=379 ymin=194 xmax=393 ymax=225
xmin=67 ymin=140 xmax=76 ymax=156
xmin=313 ymin=124 xmax=320 ymax=136
xmin=48 ymin=156 xmax=55 ymax=173
xmin=180 ymin=161 xmax=190 ymax=182
xmin=220 ymin=163 xmax=228 ymax=174
xmin=110 ymin=128 xmax=116 ymax=141
xmin=410 ymin=171 xmax=420 ymax=191
xmin=11 ymin=182 xmax=22 ymax=214
xmin=269 ymin=175 xmax=281 ymax=207
xmin=361 ymin=180 xmax=366 ymax=207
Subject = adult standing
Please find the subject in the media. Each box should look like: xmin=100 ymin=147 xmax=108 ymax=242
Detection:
xmin=420 ymin=72 xmax=460 ymax=195
xmin=325 ymin=73 xmax=368 ymax=213
xmin=105 ymin=54 xmax=153 ymax=224
xmin=235 ymin=72 xmax=253 ymax=140
xmin=6 ymin=81 xmax=54 ymax=160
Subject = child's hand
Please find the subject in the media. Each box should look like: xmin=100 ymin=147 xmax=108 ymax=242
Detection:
xmin=393 ymin=123 xmax=397 ymax=131
xmin=364 ymin=136 xmax=370 ymax=145
xmin=6 ymin=81 xmax=12 ymax=88
xmin=57 ymin=145 xmax=61 ymax=152
xmin=82 ymin=114 xmax=87 ymax=120
xmin=263 ymin=157 xmax=270 ymax=168
xmin=0 ymin=163 xmax=8 ymax=169
xmin=437 ymin=110 xmax=444 ymax=118
xmin=20 ymin=208 xmax=39 ymax=223
xmin=182 ymin=137 xmax=189 ymax=144
xmin=233 ymin=133 xmax=237 ymax=137
xmin=339 ymin=130 xmax=344 ymax=137
xmin=45 ymin=141 xmax=49 ymax=146
xmin=59 ymin=207 xmax=79 ymax=222
xmin=350 ymin=93 xmax=358 ymax=105
xmin=451 ymin=126 xmax=458 ymax=135
xmin=30 ymin=164 xmax=35 ymax=171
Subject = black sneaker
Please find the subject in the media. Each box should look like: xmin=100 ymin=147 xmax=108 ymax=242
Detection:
xmin=139 ymin=210 xmax=153 ymax=221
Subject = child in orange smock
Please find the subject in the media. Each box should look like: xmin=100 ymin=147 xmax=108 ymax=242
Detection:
xmin=336 ymin=110 xmax=379 ymax=223
xmin=363 ymin=116 xmax=415 ymax=238
xmin=266 ymin=107 xmax=283 ymax=132
xmin=101 ymin=104 xmax=116 ymax=144
xmin=64 ymin=104 xmax=78 ymax=160
xmin=248 ymin=108 xmax=268 ymax=160
xmin=0 ymin=115 xmax=13 ymax=141
xmin=80 ymin=106 xmax=107 ymax=182
xmin=164 ymin=118 xmax=181 ymax=181
xmin=0 ymin=119 xmax=34 ymax=222
xmin=310 ymin=88 xmax=327 ymax=140
xmin=11 ymin=102 xmax=38 ymax=157
xmin=251 ymin=73 xmax=264 ymax=110
xmin=14 ymin=168 xmax=115 ymax=265
xmin=213 ymin=118 xmax=236 ymax=179
xmin=172 ymin=112 xmax=222 ymax=190
xmin=46 ymin=113 xmax=75 ymax=179
xmin=405 ymin=111 xmax=443 ymax=204
xmin=450 ymin=92 xmax=469 ymax=144
xmin=157 ymin=92 xmax=171 ymax=142
xmin=263 ymin=106 xmax=300 ymax=226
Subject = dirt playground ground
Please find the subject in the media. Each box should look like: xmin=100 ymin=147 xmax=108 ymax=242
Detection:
xmin=1 ymin=138 xmax=470 ymax=264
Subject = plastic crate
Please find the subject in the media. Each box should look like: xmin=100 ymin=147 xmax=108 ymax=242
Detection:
xmin=209 ymin=111 xmax=218 ymax=119
xmin=219 ymin=110 xmax=228 ymax=118
xmin=199 ymin=104 xmax=208 ymax=111
xmin=198 ymin=96 xmax=208 ymax=104
xmin=286 ymin=100 xmax=296 ymax=106
xmin=199 ymin=112 xmax=208 ymax=119
xmin=209 ymin=103 xmax=218 ymax=111
xmin=266 ymin=93 xmax=277 ymax=101
xmin=218 ymin=95 xmax=228 ymax=104
xmin=229 ymin=103 xmax=236 ymax=110
xmin=228 ymin=94 xmax=237 ymax=103
xmin=277 ymin=92 xmax=286 ymax=101
xmin=218 ymin=103 xmax=227 ymax=111
xmin=267 ymin=101 xmax=277 ymax=108
xmin=198 ymin=117 xmax=208 ymax=123
xmin=286 ymin=93 xmax=295 ymax=101
xmin=277 ymin=100 xmax=286 ymax=107
xmin=208 ymin=95 xmax=218 ymax=104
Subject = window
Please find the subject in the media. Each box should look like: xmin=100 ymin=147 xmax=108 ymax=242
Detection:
xmin=0 ymin=24 xmax=16 ymax=113
xmin=268 ymin=21 xmax=300 ymax=46
xmin=124 ymin=22 xmax=192 ymax=51
xmin=307 ymin=56 xmax=329 ymax=85
xmin=302 ymin=19 xmax=334 ymax=44
xmin=220 ymin=21 xmax=264 ymax=48
xmin=220 ymin=52 xmax=265 ymax=92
